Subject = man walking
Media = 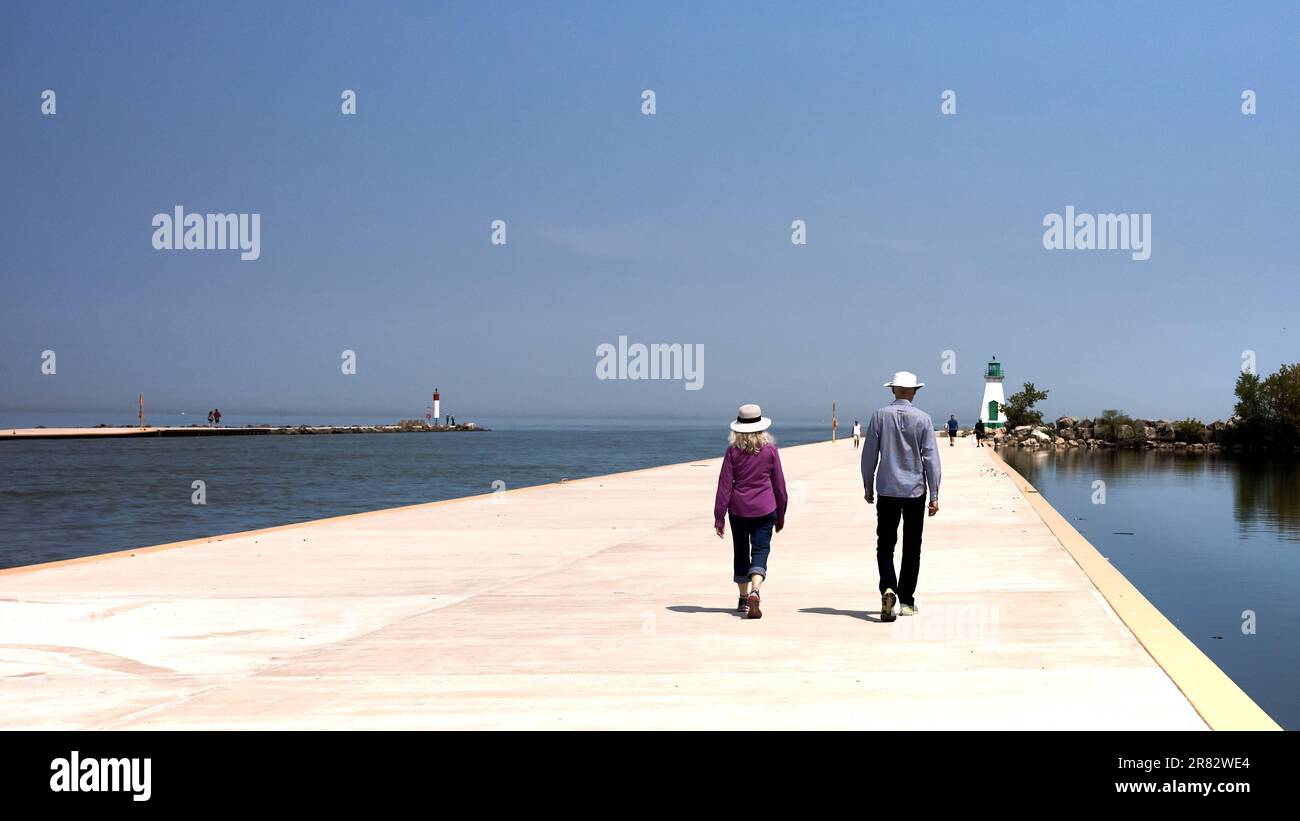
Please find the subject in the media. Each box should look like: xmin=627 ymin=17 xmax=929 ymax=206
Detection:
xmin=852 ymin=419 xmax=861 ymax=449
xmin=861 ymin=371 xmax=941 ymax=622
xmin=946 ymin=414 xmax=958 ymax=446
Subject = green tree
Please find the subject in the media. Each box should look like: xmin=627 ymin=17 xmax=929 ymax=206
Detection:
xmin=1174 ymin=418 xmax=1206 ymax=444
xmin=1095 ymin=409 xmax=1134 ymax=441
xmin=1003 ymin=382 xmax=1049 ymax=428
xmin=1232 ymin=371 xmax=1267 ymax=442
xmin=1263 ymin=364 xmax=1300 ymax=446
xmin=1229 ymin=365 xmax=1300 ymax=446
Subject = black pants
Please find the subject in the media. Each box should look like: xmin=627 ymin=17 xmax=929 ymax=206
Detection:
xmin=876 ymin=494 xmax=925 ymax=605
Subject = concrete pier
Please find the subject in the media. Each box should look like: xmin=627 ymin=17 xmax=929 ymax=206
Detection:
xmin=0 ymin=440 xmax=1278 ymax=729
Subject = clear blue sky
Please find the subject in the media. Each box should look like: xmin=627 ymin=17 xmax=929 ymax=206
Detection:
xmin=2 ymin=1 xmax=1297 ymax=424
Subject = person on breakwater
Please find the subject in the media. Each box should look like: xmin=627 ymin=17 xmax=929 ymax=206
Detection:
xmin=714 ymin=404 xmax=788 ymax=620
xmin=213 ymin=408 xmax=222 ymax=427
xmin=861 ymin=372 xmax=941 ymax=622
xmin=947 ymin=414 xmax=959 ymax=446
xmin=852 ymin=419 xmax=862 ymax=449
xmin=207 ymin=410 xmax=215 ymax=427
xmin=974 ymin=418 xmax=985 ymax=447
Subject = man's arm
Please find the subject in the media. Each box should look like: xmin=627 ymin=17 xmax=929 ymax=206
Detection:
xmin=861 ymin=412 xmax=880 ymax=502
xmin=921 ymin=418 xmax=941 ymax=513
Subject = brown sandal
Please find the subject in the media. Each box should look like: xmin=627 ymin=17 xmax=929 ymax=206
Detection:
xmin=747 ymin=590 xmax=762 ymax=619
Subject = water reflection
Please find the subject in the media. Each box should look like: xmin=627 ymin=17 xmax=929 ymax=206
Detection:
xmin=1008 ymin=448 xmax=1300 ymax=542
xmin=1230 ymin=456 xmax=1300 ymax=543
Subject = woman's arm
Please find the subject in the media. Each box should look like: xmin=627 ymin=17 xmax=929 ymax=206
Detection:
xmin=714 ymin=448 xmax=734 ymax=531
xmin=770 ymin=447 xmax=788 ymax=530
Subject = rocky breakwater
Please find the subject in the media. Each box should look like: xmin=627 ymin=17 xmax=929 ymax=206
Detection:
xmin=995 ymin=416 xmax=1228 ymax=452
xmin=272 ymin=420 xmax=488 ymax=435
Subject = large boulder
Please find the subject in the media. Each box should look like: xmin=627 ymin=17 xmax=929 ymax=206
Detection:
xmin=1031 ymin=429 xmax=1052 ymax=442
xmin=1055 ymin=416 xmax=1078 ymax=428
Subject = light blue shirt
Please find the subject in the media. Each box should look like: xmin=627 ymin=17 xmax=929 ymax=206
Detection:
xmin=861 ymin=399 xmax=942 ymax=501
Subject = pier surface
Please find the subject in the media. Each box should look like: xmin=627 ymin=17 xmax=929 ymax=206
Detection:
xmin=0 ymin=440 xmax=1277 ymax=729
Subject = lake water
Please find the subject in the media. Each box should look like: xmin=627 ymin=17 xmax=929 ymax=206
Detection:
xmin=0 ymin=420 xmax=829 ymax=569
xmin=1000 ymin=447 xmax=1300 ymax=730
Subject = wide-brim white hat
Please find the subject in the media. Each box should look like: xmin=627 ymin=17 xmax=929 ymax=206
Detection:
xmin=730 ymin=403 xmax=772 ymax=433
xmin=884 ymin=371 xmax=925 ymax=388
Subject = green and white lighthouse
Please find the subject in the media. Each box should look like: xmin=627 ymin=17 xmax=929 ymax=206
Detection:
xmin=980 ymin=356 xmax=1006 ymax=429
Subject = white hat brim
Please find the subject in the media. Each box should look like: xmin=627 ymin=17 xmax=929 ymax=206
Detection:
xmin=883 ymin=380 xmax=925 ymax=388
xmin=730 ymin=417 xmax=772 ymax=433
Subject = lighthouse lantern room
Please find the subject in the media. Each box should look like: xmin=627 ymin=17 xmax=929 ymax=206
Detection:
xmin=980 ymin=357 xmax=1006 ymax=429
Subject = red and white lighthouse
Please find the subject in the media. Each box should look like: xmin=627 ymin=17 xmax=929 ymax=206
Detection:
xmin=433 ymin=388 xmax=441 ymax=424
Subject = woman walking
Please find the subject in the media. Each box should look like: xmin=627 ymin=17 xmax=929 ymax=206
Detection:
xmin=714 ymin=404 xmax=788 ymax=619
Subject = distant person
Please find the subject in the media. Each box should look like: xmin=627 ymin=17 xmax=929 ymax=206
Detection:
xmin=714 ymin=404 xmax=788 ymax=620
xmin=974 ymin=418 xmax=985 ymax=447
xmin=852 ymin=419 xmax=862 ymax=449
xmin=947 ymin=414 xmax=959 ymax=446
xmin=213 ymin=408 xmax=222 ymax=427
xmin=207 ymin=410 xmax=215 ymax=427
xmin=861 ymin=372 xmax=941 ymax=622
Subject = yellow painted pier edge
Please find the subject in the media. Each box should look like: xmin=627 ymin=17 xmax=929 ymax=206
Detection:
xmin=991 ymin=448 xmax=1281 ymax=730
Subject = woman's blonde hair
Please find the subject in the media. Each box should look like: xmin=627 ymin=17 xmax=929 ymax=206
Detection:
xmin=729 ymin=430 xmax=774 ymax=454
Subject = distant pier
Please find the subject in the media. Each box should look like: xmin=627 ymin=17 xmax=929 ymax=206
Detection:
xmin=2 ymin=424 xmax=488 ymax=441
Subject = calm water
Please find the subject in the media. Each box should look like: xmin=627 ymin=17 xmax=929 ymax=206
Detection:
xmin=1001 ymin=448 xmax=1300 ymax=730
xmin=0 ymin=422 xmax=829 ymax=569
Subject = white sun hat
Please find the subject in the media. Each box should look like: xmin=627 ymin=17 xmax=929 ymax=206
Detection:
xmin=883 ymin=371 xmax=925 ymax=388
xmin=730 ymin=403 xmax=772 ymax=433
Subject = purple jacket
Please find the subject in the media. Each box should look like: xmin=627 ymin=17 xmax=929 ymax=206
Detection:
xmin=714 ymin=443 xmax=789 ymax=529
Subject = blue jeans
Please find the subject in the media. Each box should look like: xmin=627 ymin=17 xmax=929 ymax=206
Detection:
xmin=730 ymin=511 xmax=776 ymax=583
